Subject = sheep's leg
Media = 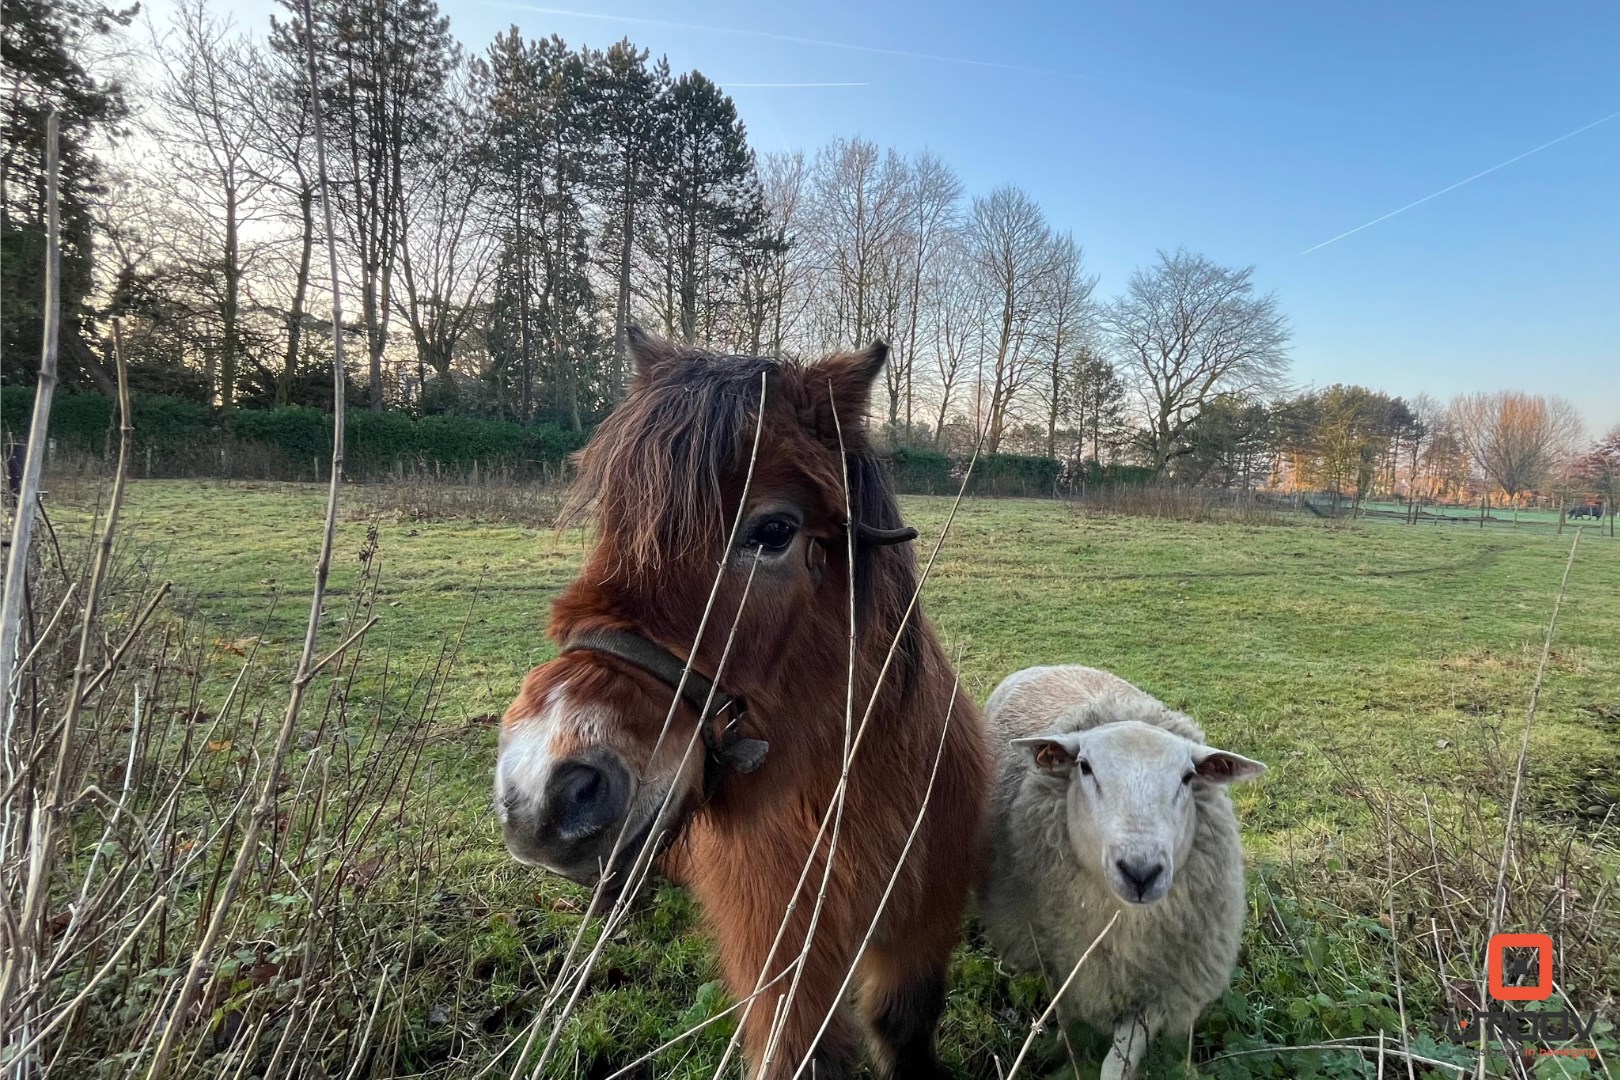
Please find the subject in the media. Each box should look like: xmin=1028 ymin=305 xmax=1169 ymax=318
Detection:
xmin=858 ymin=939 xmax=954 ymax=1080
xmin=1100 ymin=1014 xmax=1152 ymax=1080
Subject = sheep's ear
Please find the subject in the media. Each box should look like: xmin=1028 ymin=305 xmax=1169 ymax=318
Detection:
xmin=627 ymin=325 xmax=682 ymax=384
xmin=1192 ymin=746 xmax=1267 ymax=784
xmin=807 ymin=340 xmax=887 ymax=440
xmin=1012 ymin=735 xmax=1079 ymax=775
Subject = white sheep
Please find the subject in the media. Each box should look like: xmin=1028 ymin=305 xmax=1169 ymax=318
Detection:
xmin=977 ymin=665 xmax=1266 ymax=1080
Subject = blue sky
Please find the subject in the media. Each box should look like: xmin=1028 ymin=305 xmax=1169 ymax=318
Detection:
xmin=481 ymin=0 xmax=1620 ymax=436
xmin=172 ymin=0 xmax=1620 ymax=435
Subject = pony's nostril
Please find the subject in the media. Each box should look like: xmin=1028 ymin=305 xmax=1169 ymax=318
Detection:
xmin=546 ymin=760 xmax=625 ymax=843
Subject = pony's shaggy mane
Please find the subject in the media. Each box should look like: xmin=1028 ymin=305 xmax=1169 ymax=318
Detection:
xmin=563 ymin=351 xmax=776 ymax=574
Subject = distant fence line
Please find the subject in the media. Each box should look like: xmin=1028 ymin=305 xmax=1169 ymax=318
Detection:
xmin=5 ymin=389 xmax=1610 ymax=527
xmin=1 ymin=387 xmax=1152 ymax=497
xmin=1 ymin=387 xmax=588 ymax=483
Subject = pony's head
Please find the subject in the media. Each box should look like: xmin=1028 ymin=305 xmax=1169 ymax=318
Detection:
xmin=495 ymin=329 xmax=918 ymax=891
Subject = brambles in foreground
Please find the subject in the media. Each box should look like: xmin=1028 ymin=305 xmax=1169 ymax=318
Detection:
xmin=5 ymin=480 xmax=1617 ymax=1077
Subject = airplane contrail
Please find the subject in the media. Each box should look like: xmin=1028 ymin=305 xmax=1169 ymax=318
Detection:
xmin=1303 ymin=109 xmax=1620 ymax=254
xmin=480 ymin=3 xmax=1107 ymax=83
xmin=719 ymin=81 xmax=869 ymax=88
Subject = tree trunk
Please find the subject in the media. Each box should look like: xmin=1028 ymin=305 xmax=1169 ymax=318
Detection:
xmin=614 ymin=178 xmax=634 ymax=399
xmin=279 ymin=186 xmax=316 ymax=407
xmin=221 ymin=185 xmax=240 ymax=408
xmin=517 ymin=177 xmax=533 ymax=423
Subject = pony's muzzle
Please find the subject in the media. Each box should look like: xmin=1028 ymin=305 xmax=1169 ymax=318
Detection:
xmin=501 ymin=749 xmax=632 ymax=882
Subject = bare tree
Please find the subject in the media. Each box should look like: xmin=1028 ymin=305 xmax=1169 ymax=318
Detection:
xmin=396 ymin=71 xmax=496 ymax=405
xmin=893 ymin=151 xmax=961 ymax=441
xmin=1572 ymin=424 xmax=1619 ymax=535
xmin=757 ymin=150 xmax=814 ymax=355
xmin=1034 ymin=232 xmax=1096 ymax=457
xmin=1399 ymin=392 xmax=1439 ymax=519
xmin=275 ymin=0 xmax=459 ymax=410
xmin=967 ymin=185 xmax=1053 ymax=452
xmin=149 ymin=0 xmax=269 ymax=406
xmin=1101 ymin=248 xmax=1290 ymax=472
xmin=928 ymin=238 xmax=980 ymax=446
xmin=241 ymin=41 xmax=321 ymax=405
xmin=1449 ymin=391 xmax=1585 ymax=518
xmin=808 ymin=137 xmax=910 ymax=350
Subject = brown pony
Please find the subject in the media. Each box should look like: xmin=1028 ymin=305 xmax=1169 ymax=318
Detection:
xmin=495 ymin=330 xmax=990 ymax=1079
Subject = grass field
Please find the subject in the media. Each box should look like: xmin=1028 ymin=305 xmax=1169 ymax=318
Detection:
xmin=19 ymin=479 xmax=1620 ymax=1079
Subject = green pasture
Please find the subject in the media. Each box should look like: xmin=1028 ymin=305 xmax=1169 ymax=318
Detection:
xmin=45 ymin=480 xmax=1620 ymax=1077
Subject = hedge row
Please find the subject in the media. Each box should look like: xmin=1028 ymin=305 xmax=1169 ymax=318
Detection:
xmin=0 ymin=390 xmax=587 ymax=475
xmin=230 ymin=407 xmax=588 ymax=473
xmin=884 ymin=450 xmax=1158 ymax=496
xmin=0 ymin=389 xmax=214 ymax=456
xmin=2 ymin=389 xmax=1148 ymax=495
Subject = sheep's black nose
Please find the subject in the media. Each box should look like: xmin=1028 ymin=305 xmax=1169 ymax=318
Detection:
xmin=1115 ymin=858 xmax=1165 ymax=899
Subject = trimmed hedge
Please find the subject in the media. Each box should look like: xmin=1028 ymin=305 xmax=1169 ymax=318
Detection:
xmin=885 ymin=448 xmax=954 ymax=495
xmin=964 ymin=453 xmax=1061 ymax=497
xmin=1 ymin=390 xmax=587 ymax=476
xmin=1070 ymin=461 xmax=1158 ymax=487
xmin=2 ymin=388 xmax=1120 ymax=496
xmin=1 ymin=389 xmax=215 ymax=455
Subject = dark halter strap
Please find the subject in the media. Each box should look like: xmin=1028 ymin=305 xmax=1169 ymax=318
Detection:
xmin=561 ymin=628 xmax=769 ymax=797
xmin=560 ymin=520 xmax=917 ymax=796
xmin=854 ymin=523 xmax=919 ymax=548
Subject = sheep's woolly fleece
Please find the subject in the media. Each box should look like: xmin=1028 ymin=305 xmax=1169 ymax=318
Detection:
xmin=978 ymin=665 xmax=1249 ymax=1037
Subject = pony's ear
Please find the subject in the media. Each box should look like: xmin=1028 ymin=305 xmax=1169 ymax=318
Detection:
xmin=809 ymin=340 xmax=887 ymax=440
xmin=627 ymin=325 xmax=681 ymax=384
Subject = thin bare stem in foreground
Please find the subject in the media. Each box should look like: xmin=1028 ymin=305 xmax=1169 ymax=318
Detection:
xmin=0 ymin=110 xmax=61 ymax=723
xmin=1204 ymin=1041 xmax=1469 ymax=1077
xmin=6 ymin=311 xmax=132 ymax=1060
xmin=505 ymin=371 xmax=772 ymax=1080
xmin=790 ymin=670 xmax=961 ymax=1078
xmin=1384 ymin=815 xmax=1417 ymax=1080
xmin=719 ymin=429 xmax=985 ymax=1080
xmin=142 ymin=4 xmax=352 ymax=1071
xmin=756 ymin=382 xmax=862 ymax=1075
xmin=1479 ymin=526 xmax=1583 ymax=1073
xmin=1488 ymin=528 xmax=1580 ymax=936
xmin=1003 ymin=911 xmax=1120 ymax=1080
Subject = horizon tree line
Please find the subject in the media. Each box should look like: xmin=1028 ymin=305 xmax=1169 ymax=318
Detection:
xmin=2 ymin=0 xmax=1610 ymax=510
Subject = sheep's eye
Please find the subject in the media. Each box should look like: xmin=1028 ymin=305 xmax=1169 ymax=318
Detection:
xmin=1182 ymin=771 xmax=1197 ymax=786
xmin=747 ymin=517 xmax=797 ymax=554
xmin=1078 ymin=759 xmax=1093 ymax=777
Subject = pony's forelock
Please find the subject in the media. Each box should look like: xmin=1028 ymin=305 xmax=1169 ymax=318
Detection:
xmin=563 ymin=352 xmax=778 ymax=572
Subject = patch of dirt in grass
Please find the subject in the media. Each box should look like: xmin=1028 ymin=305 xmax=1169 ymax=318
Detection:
xmin=1528 ymin=749 xmax=1620 ymax=827
xmin=1577 ymin=702 xmax=1620 ymax=733
xmin=1438 ymin=647 xmax=1582 ymax=675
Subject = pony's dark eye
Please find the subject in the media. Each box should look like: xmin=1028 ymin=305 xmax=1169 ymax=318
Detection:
xmin=1182 ymin=771 xmax=1196 ymax=786
xmin=748 ymin=517 xmax=798 ymax=554
xmin=1078 ymin=759 xmax=1093 ymax=777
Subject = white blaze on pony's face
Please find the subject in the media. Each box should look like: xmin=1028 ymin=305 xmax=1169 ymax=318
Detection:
xmin=495 ymin=675 xmax=703 ymax=890
xmin=1015 ymin=721 xmax=1265 ymax=906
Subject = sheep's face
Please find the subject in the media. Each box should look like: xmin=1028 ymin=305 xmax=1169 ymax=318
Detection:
xmin=1014 ymin=721 xmax=1265 ymax=907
